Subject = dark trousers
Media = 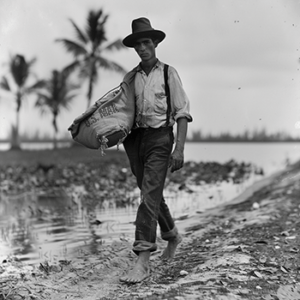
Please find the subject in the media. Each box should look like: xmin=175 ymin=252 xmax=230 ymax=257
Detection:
xmin=123 ymin=127 xmax=178 ymax=254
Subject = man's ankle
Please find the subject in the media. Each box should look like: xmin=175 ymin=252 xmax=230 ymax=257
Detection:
xmin=137 ymin=250 xmax=150 ymax=264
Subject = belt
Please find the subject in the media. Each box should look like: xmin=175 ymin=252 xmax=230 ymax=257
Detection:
xmin=134 ymin=126 xmax=172 ymax=132
xmin=134 ymin=121 xmax=171 ymax=130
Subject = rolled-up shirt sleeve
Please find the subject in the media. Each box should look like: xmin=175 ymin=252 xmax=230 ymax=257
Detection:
xmin=169 ymin=66 xmax=193 ymax=123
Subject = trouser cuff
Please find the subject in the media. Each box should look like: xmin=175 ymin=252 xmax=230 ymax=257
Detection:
xmin=161 ymin=226 xmax=178 ymax=241
xmin=132 ymin=240 xmax=157 ymax=255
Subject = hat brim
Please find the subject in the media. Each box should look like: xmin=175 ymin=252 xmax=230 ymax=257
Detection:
xmin=122 ymin=30 xmax=165 ymax=48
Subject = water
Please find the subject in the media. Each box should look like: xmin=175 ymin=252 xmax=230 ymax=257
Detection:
xmin=1 ymin=141 xmax=297 ymax=175
xmin=0 ymin=141 xmax=71 ymax=151
xmin=0 ymin=142 xmax=299 ymax=265
xmin=184 ymin=142 xmax=300 ymax=175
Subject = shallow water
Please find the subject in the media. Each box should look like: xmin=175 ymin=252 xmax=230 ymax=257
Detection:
xmin=0 ymin=172 xmax=261 ymax=265
xmin=1 ymin=142 xmax=299 ymax=265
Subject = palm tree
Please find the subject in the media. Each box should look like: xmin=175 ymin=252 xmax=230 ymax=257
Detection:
xmin=0 ymin=54 xmax=44 ymax=149
xmin=56 ymin=9 xmax=127 ymax=108
xmin=35 ymin=67 xmax=79 ymax=149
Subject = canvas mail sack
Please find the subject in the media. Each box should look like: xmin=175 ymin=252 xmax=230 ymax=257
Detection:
xmin=68 ymin=68 xmax=137 ymax=155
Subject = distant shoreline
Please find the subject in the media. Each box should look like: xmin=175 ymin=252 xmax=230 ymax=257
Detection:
xmin=186 ymin=140 xmax=300 ymax=143
xmin=0 ymin=139 xmax=299 ymax=144
xmin=0 ymin=139 xmax=72 ymax=144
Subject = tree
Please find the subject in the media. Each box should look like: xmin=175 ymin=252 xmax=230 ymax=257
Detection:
xmin=191 ymin=130 xmax=202 ymax=142
xmin=56 ymin=9 xmax=127 ymax=108
xmin=35 ymin=68 xmax=79 ymax=149
xmin=0 ymin=54 xmax=44 ymax=149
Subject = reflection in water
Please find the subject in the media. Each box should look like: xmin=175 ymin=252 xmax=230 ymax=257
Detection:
xmin=0 ymin=173 xmax=262 ymax=265
xmin=0 ymin=192 xmax=37 ymax=262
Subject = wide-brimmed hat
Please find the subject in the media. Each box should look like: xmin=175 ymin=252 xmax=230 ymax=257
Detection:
xmin=123 ymin=17 xmax=166 ymax=48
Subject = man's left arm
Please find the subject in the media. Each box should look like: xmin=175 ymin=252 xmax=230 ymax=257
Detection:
xmin=169 ymin=117 xmax=188 ymax=173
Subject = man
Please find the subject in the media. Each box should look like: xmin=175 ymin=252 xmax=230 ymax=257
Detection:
xmin=120 ymin=17 xmax=192 ymax=283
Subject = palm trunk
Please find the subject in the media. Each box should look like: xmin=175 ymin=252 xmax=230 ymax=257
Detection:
xmin=86 ymin=62 xmax=97 ymax=109
xmin=10 ymin=92 xmax=22 ymax=150
xmin=52 ymin=116 xmax=58 ymax=149
xmin=86 ymin=77 xmax=93 ymax=109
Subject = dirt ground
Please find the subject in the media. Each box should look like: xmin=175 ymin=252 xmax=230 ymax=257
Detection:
xmin=1 ymin=161 xmax=300 ymax=299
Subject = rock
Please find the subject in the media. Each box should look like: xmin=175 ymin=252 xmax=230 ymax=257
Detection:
xmin=179 ymin=270 xmax=188 ymax=276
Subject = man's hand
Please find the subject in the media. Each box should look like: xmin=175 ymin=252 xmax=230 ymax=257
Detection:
xmin=169 ymin=117 xmax=188 ymax=173
xmin=169 ymin=148 xmax=184 ymax=173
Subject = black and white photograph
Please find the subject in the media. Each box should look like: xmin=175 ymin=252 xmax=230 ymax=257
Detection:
xmin=0 ymin=0 xmax=300 ymax=299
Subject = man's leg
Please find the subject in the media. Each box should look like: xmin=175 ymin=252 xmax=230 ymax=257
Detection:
xmin=121 ymin=130 xmax=150 ymax=283
xmin=158 ymin=198 xmax=182 ymax=259
xmin=121 ymin=128 xmax=173 ymax=283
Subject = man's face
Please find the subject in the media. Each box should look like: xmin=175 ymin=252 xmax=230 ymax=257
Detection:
xmin=133 ymin=37 xmax=157 ymax=62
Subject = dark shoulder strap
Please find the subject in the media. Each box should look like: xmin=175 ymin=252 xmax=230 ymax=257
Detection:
xmin=164 ymin=64 xmax=171 ymax=127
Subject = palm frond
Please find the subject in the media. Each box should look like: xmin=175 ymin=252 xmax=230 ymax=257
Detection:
xmin=97 ymin=57 xmax=127 ymax=75
xmin=62 ymin=61 xmax=80 ymax=77
xmin=77 ymin=56 xmax=97 ymax=80
xmin=27 ymin=80 xmax=46 ymax=92
xmin=86 ymin=9 xmax=107 ymax=46
xmin=86 ymin=10 xmax=101 ymax=40
xmin=35 ymin=68 xmax=79 ymax=117
xmin=68 ymin=83 xmax=81 ymax=90
xmin=98 ymin=14 xmax=108 ymax=28
xmin=0 ymin=76 xmax=11 ymax=91
xmin=27 ymin=57 xmax=37 ymax=67
xmin=55 ymin=39 xmax=87 ymax=57
xmin=103 ymin=39 xmax=127 ymax=51
xmin=59 ymin=93 xmax=77 ymax=110
xmin=10 ymin=55 xmax=29 ymax=87
xmin=35 ymin=92 xmax=51 ymax=104
xmin=69 ymin=18 xmax=88 ymax=44
xmin=57 ymin=8 xmax=126 ymax=109
xmin=35 ymin=93 xmax=51 ymax=115
xmin=95 ymin=14 xmax=108 ymax=48
xmin=78 ymin=66 xmax=89 ymax=79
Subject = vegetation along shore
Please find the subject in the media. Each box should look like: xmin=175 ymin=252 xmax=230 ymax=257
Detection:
xmin=0 ymin=147 xmax=299 ymax=299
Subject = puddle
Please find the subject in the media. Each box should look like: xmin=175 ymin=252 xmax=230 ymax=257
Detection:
xmin=0 ymin=173 xmax=262 ymax=265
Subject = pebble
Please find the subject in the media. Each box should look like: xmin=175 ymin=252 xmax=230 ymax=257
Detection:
xmin=180 ymin=270 xmax=188 ymax=276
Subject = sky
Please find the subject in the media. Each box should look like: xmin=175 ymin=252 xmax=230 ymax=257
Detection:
xmin=0 ymin=0 xmax=300 ymax=139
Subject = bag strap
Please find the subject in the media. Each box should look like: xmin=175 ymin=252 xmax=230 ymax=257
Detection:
xmin=164 ymin=64 xmax=171 ymax=127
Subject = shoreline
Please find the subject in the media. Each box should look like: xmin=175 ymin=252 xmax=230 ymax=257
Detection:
xmin=171 ymin=163 xmax=291 ymax=248
xmin=1 ymin=160 xmax=300 ymax=299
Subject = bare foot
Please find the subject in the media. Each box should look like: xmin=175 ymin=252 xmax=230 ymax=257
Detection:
xmin=119 ymin=251 xmax=150 ymax=284
xmin=161 ymin=234 xmax=182 ymax=260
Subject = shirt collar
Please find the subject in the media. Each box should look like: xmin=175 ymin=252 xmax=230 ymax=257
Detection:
xmin=137 ymin=59 xmax=162 ymax=73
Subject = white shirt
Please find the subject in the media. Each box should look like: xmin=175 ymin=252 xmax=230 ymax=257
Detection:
xmin=134 ymin=60 xmax=192 ymax=128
